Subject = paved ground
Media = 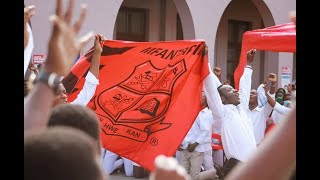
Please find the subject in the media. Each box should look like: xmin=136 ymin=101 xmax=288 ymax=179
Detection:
xmin=109 ymin=172 xmax=148 ymax=180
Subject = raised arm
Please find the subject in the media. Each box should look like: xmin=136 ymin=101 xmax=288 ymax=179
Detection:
xmin=71 ymin=34 xmax=103 ymax=106
xmin=24 ymin=0 xmax=93 ymax=130
xmin=89 ymin=34 xmax=104 ymax=78
xmin=268 ymin=73 xmax=277 ymax=95
xmin=260 ymin=73 xmax=278 ymax=117
xmin=204 ymin=65 xmax=224 ymax=121
xmin=238 ymin=49 xmax=255 ymax=110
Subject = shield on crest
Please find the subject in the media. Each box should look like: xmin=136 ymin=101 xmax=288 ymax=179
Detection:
xmin=96 ymin=59 xmax=186 ymax=142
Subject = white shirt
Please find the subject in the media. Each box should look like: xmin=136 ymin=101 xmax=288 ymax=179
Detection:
xmin=271 ymin=102 xmax=291 ymax=124
xmin=71 ymin=71 xmax=99 ymax=106
xmin=181 ymin=107 xmax=212 ymax=152
xmin=204 ymin=67 xmax=256 ymax=162
xmin=246 ymin=103 xmax=272 ymax=145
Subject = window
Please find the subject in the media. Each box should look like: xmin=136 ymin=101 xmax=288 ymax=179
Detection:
xmin=227 ymin=20 xmax=252 ymax=87
xmin=116 ymin=7 xmax=147 ymax=42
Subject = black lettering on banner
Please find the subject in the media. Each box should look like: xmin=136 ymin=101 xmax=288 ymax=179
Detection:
xmin=104 ymin=123 xmax=119 ymax=133
xmin=126 ymin=129 xmax=141 ymax=138
xmin=193 ymin=44 xmax=201 ymax=55
xmin=149 ymin=48 xmax=163 ymax=55
xmin=140 ymin=44 xmax=203 ymax=60
xmin=155 ymin=49 xmax=168 ymax=58
xmin=165 ymin=50 xmax=178 ymax=60
xmin=140 ymin=47 xmax=155 ymax=54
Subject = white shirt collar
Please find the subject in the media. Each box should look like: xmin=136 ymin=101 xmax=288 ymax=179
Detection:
xmin=252 ymin=106 xmax=261 ymax=112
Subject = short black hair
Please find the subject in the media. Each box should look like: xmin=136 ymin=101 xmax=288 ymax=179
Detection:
xmin=48 ymin=104 xmax=101 ymax=152
xmin=277 ymin=88 xmax=286 ymax=94
xmin=48 ymin=104 xmax=100 ymax=141
xmin=217 ymin=84 xmax=224 ymax=91
xmin=24 ymin=127 xmax=103 ymax=180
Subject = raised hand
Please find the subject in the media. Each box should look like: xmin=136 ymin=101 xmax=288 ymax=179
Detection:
xmin=24 ymin=5 xmax=35 ymax=49
xmin=267 ymin=73 xmax=277 ymax=94
xmin=94 ymin=34 xmax=104 ymax=54
xmin=247 ymin=49 xmax=256 ymax=64
xmin=213 ymin=67 xmax=222 ymax=79
xmin=89 ymin=34 xmax=105 ymax=78
xmin=204 ymin=44 xmax=208 ymax=55
xmin=268 ymin=73 xmax=277 ymax=83
xmin=45 ymin=0 xmax=93 ymax=76
xmin=223 ymin=80 xmax=231 ymax=85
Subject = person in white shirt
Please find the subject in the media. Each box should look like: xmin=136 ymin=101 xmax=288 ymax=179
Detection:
xmin=52 ymin=34 xmax=103 ymax=107
xmin=177 ymin=93 xmax=218 ymax=180
xmin=49 ymin=34 xmax=105 ymax=161
xmin=207 ymin=67 xmax=225 ymax=168
xmin=270 ymin=92 xmax=292 ymax=124
xmin=204 ymin=49 xmax=257 ymax=177
xmin=246 ymin=73 xmax=277 ymax=145
xmin=266 ymin=90 xmax=293 ymax=123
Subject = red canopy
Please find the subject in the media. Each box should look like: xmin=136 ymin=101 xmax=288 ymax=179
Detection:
xmin=234 ymin=22 xmax=296 ymax=89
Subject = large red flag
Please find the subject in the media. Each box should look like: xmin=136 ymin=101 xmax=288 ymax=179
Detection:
xmin=62 ymin=40 xmax=209 ymax=170
xmin=234 ymin=23 xmax=296 ymax=89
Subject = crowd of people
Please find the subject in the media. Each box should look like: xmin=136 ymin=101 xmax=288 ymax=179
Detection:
xmin=24 ymin=0 xmax=296 ymax=180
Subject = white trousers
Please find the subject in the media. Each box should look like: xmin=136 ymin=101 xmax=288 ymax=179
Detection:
xmin=202 ymin=148 xmax=214 ymax=170
xmin=212 ymin=150 xmax=224 ymax=167
xmin=102 ymin=150 xmax=134 ymax=176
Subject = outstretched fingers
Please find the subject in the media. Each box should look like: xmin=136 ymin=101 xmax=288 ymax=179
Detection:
xmin=56 ymin=0 xmax=63 ymax=17
xmin=73 ymin=4 xmax=87 ymax=33
xmin=64 ymin=0 xmax=75 ymax=25
xmin=49 ymin=15 xmax=64 ymax=38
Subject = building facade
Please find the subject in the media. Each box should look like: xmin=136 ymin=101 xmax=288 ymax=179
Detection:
xmin=26 ymin=0 xmax=296 ymax=89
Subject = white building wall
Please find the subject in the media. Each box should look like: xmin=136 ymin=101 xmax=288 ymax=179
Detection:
xmin=182 ymin=0 xmax=229 ymax=67
xmin=186 ymin=0 xmax=295 ymax=88
xmin=25 ymin=0 xmax=295 ymax=88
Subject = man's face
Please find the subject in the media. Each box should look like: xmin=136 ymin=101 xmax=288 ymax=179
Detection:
xmin=249 ymin=89 xmax=258 ymax=104
xmin=53 ymin=83 xmax=68 ymax=107
xmin=219 ymin=85 xmax=240 ymax=105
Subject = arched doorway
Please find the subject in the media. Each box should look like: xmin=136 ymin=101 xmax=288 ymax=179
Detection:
xmin=113 ymin=0 xmax=195 ymax=42
xmin=214 ymin=0 xmax=275 ymax=88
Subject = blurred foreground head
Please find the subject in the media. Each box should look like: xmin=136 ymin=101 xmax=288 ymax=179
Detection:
xmin=24 ymin=127 xmax=104 ymax=180
xmin=48 ymin=104 xmax=102 ymax=154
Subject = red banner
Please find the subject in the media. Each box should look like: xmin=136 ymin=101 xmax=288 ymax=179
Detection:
xmin=234 ymin=23 xmax=296 ymax=89
xmin=62 ymin=40 xmax=209 ymax=170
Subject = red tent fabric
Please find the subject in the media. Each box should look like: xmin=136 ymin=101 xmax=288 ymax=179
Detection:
xmin=234 ymin=22 xmax=296 ymax=89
